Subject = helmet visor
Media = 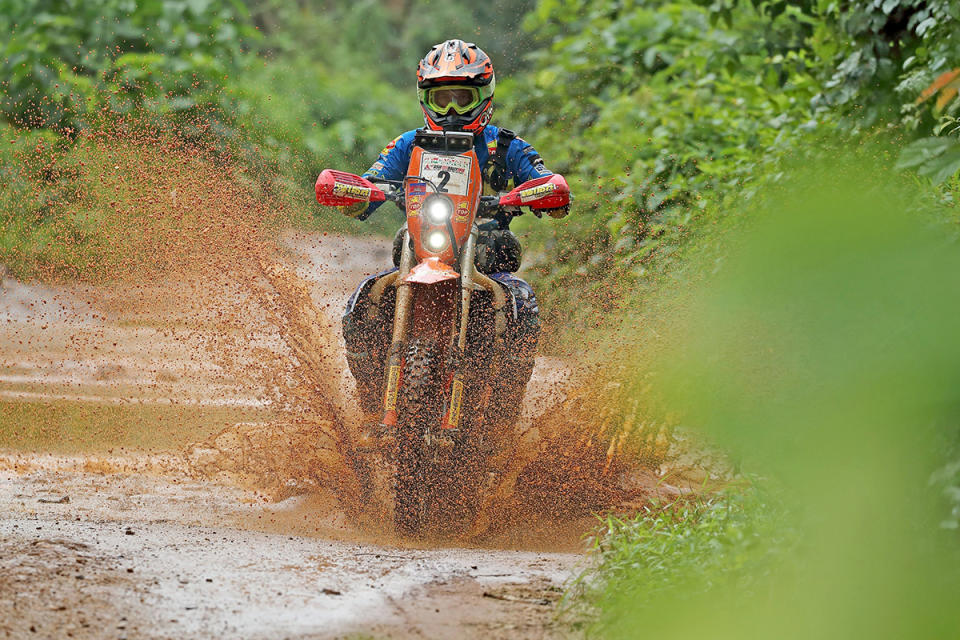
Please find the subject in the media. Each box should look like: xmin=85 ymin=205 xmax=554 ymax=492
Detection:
xmin=421 ymin=85 xmax=485 ymax=115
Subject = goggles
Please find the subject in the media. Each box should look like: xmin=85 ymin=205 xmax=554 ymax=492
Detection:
xmin=420 ymin=84 xmax=491 ymax=115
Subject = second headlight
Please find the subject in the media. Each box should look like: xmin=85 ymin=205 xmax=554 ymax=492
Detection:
xmin=425 ymin=230 xmax=448 ymax=252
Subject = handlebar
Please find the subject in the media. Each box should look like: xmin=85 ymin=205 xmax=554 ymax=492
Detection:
xmin=478 ymin=195 xmax=504 ymax=217
xmin=319 ymin=169 xmax=569 ymax=220
xmin=369 ymin=181 xmax=523 ymax=226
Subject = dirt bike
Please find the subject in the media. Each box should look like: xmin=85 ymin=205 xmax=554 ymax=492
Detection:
xmin=315 ymin=129 xmax=570 ymax=535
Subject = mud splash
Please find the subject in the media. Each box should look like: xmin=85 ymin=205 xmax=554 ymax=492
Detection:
xmin=184 ymin=256 xmax=381 ymax=519
xmin=182 ymin=249 xmax=698 ymax=548
xmin=2 ymin=118 xmax=704 ymax=551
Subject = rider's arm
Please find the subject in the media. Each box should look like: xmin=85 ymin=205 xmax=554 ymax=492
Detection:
xmin=507 ymin=137 xmax=553 ymax=185
xmin=343 ymin=133 xmax=414 ymax=220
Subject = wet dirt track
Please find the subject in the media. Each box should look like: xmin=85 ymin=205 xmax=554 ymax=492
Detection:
xmin=0 ymin=232 xmax=680 ymax=638
xmin=0 ymin=462 xmax=579 ymax=639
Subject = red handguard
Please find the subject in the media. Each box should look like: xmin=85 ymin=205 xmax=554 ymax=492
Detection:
xmin=315 ymin=170 xmax=387 ymax=207
xmin=498 ymin=174 xmax=570 ymax=210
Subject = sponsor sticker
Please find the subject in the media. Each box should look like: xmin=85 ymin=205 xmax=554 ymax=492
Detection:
xmin=447 ymin=378 xmax=464 ymax=429
xmin=455 ymin=200 xmax=470 ymax=222
xmin=332 ymin=182 xmax=371 ymax=200
xmin=379 ymin=135 xmax=401 ymax=157
xmin=407 ymin=194 xmax=423 ymax=214
xmin=384 ymin=364 xmax=401 ymax=412
xmin=519 ymin=183 xmax=555 ymax=203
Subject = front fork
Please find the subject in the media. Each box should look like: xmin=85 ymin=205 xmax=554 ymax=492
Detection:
xmin=379 ymin=226 xmax=508 ymax=430
xmin=381 ymin=229 xmax=416 ymax=427
xmin=440 ymin=230 xmax=479 ymax=431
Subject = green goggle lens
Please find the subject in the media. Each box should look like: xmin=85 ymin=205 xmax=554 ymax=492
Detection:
xmin=423 ymin=86 xmax=483 ymax=115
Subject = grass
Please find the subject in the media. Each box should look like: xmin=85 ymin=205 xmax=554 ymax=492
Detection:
xmin=566 ymin=486 xmax=792 ymax=634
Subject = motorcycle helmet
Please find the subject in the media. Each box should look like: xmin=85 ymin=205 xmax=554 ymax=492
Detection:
xmin=417 ymin=39 xmax=495 ymax=133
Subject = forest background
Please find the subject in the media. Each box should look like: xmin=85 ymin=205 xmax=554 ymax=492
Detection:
xmin=2 ymin=0 xmax=959 ymax=637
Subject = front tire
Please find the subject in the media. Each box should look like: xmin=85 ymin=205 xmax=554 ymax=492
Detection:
xmin=394 ymin=339 xmax=441 ymax=536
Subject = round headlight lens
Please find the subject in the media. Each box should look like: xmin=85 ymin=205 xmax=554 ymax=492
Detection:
xmin=425 ymin=196 xmax=453 ymax=224
xmin=425 ymin=230 xmax=448 ymax=252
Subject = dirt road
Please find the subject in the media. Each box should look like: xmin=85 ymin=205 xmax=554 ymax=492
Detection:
xmin=0 ymin=454 xmax=580 ymax=639
xmin=0 ymin=232 xmax=677 ymax=638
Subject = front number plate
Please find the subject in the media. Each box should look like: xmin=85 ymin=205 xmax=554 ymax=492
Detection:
xmin=419 ymin=153 xmax=471 ymax=196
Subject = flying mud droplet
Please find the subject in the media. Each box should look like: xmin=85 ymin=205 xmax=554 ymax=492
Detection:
xmin=182 ymin=251 xmax=699 ymax=545
xmin=182 ymin=257 xmax=384 ymax=520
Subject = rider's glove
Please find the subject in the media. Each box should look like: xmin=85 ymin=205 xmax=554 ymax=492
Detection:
xmin=536 ymin=205 xmax=569 ymax=219
xmin=341 ymin=201 xmax=369 ymax=218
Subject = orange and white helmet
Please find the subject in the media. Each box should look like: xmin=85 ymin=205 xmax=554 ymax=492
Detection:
xmin=417 ymin=39 xmax=495 ymax=134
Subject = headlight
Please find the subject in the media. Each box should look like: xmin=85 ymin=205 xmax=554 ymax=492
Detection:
xmin=425 ymin=230 xmax=449 ymax=252
xmin=424 ymin=196 xmax=453 ymax=224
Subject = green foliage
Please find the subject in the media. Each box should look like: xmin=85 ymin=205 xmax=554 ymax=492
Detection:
xmin=505 ymin=0 xmax=960 ymax=331
xmin=249 ymin=0 xmax=537 ymax=81
xmin=510 ymin=4 xmax=960 ymax=630
xmin=504 ymin=0 xmax=825 ymax=336
xmin=896 ymin=134 xmax=960 ymax=183
xmin=571 ymin=487 xmax=792 ymax=634
xmin=0 ymin=0 xmax=257 ymax=129
xmin=577 ymin=157 xmax=960 ymax=639
xmin=689 ymin=1 xmax=960 ymax=129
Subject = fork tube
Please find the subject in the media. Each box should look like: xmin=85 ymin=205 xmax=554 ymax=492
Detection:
xmin=456 ymin=228 xmax=478 ymax=351
xmin=382 ymin=230 xmax=414 ymax=426
xmin=441 ymin=227 xmax=478 ymax=431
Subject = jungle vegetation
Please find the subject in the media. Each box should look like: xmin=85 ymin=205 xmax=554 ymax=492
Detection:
xmin=1 ymin=2 xmax=958 ymax=636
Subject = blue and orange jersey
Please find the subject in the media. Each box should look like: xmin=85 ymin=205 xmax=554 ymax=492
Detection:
xmin=358 ymin=124 xmax=552 ymax=220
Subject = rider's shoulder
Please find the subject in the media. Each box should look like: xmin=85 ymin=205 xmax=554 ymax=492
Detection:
xmin=379 ymin=130 xmax=418 ymax=156
xmin=503 ymin=131 xmax=539 ymax=158
xmin=483 ymin=124 xmax=516 ymax=142
xmin=483 ymin=125 xmax=530 ymax=151
xmin=486 ymin=125 xmax=534 ymax=150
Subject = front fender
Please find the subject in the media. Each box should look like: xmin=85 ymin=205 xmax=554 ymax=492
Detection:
xmin=402 ymin=257 xmax=459 ymax=285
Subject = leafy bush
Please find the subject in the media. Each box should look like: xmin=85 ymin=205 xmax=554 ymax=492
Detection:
xmin=0 ymin=0 xmax=256 ymax=130
xmin=504 ymin=0 xmax=960 ymax=326
xmin=571 ymin=156 xmax=960 ymax=639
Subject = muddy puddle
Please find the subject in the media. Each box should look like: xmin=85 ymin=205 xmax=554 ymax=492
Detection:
xmin=1 ymin=229 xmax=704 ymax=637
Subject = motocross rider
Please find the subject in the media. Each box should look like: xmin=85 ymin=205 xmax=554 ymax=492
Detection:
xmin=339 ymin=39 xmax=568 ymax=441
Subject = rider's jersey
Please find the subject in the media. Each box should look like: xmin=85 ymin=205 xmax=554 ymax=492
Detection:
xmin=358 ymin=124 xmax=552 ymax=220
